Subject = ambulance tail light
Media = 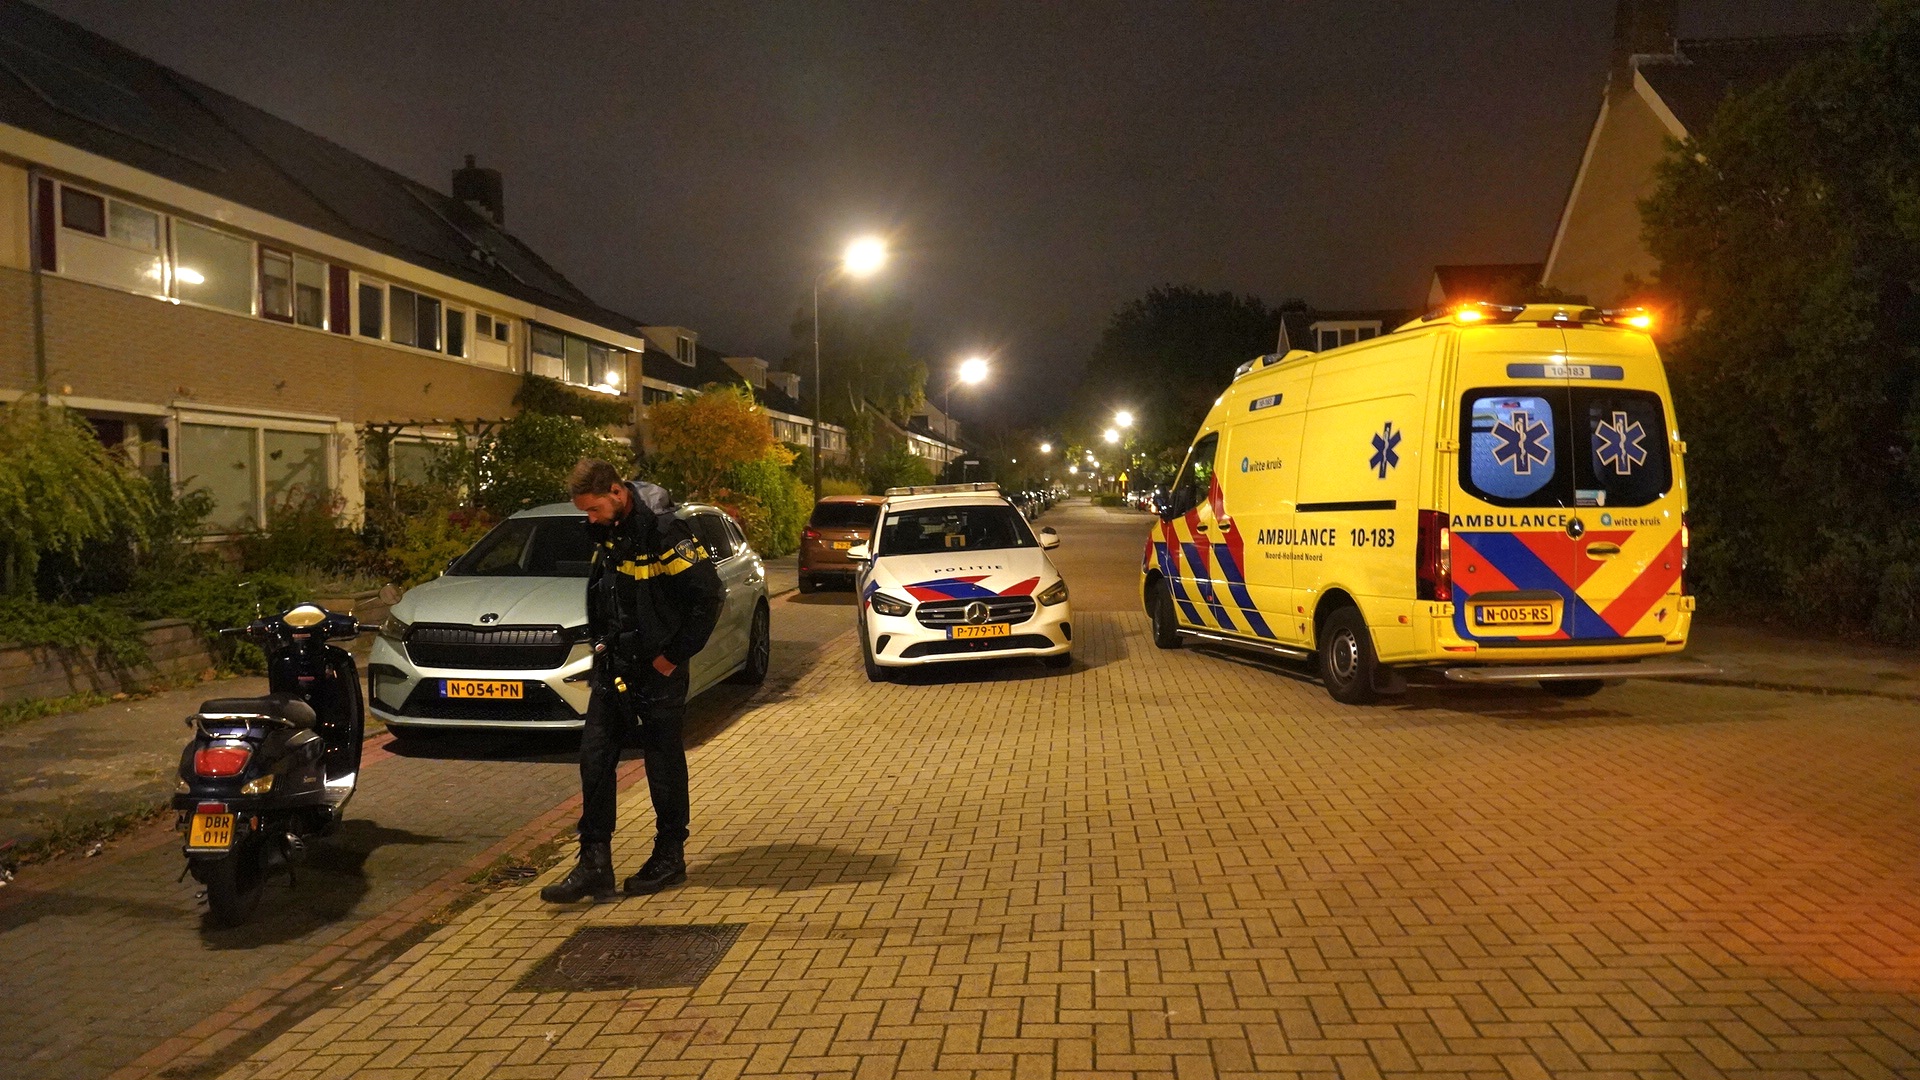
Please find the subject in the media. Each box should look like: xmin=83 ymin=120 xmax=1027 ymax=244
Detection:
xmin=1680 ymin=513 xmax=1691 ymax=595
xmin=1417 ymin=510 xmax=1452 ymax=602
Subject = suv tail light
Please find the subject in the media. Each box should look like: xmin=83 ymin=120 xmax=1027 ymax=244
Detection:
xmin=1417 ymin=510 xmax=1451 ymax=601
xmin=803 ymin=527 xmax=819 ymax=542
xmin=194 ymin=744 xmax=252 ymax=778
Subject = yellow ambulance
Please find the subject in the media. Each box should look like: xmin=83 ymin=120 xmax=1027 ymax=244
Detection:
xmin=1140 ymin=301 xmax=1710 ymax=704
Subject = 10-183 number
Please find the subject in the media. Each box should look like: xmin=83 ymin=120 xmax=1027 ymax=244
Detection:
xmin=1349 ymin=528 xmax=1396 ymax=548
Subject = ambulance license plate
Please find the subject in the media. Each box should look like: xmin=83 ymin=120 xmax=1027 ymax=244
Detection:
xmin=949 ymin=624 xmax=1011 ymax=640
xmin=442 ymin=679 xmax=524 ymax=700
xmin=1473 ymin=602 xmax=1558 ymax=628
xmin=188 ymin=813 xmax=234 ymax=850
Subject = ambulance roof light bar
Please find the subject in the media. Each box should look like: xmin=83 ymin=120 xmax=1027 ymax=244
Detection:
xmin=1420 ymin=301 xmax=1525 ymax=326
xmin=1597 ymin=306 xmax=1656 ymax=331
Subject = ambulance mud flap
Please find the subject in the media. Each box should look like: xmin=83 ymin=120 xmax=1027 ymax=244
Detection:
xmin=1441 ymin=660 xmax=1719 ymax=683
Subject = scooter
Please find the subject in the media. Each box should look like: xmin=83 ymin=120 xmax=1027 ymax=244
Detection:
xmin=172 ymin=602 xmax=376 ymax=926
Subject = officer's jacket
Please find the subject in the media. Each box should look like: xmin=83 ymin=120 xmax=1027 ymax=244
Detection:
xmin=585 ymin=483 xmax=725 ymax=669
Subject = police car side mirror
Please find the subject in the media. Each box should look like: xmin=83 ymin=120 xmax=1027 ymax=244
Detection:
xmin=846 ymin=542 xmax=871 ymax=562
xmin=1039 ymin=528 xmax=1060 ymax=550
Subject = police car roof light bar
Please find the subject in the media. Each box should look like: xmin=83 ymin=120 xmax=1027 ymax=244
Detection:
xmin=884 ymin=482 xmax=1003 ymax=497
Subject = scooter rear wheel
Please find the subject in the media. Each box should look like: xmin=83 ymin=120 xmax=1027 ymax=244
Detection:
xmin=203 ymin=844 xmax=266 ymax=927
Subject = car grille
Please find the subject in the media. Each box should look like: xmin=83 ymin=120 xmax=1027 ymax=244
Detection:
xmin=900 ymin=634 xmax=1056 ymax=658
xmin=914 ymin=596 xmax=1037 ymax=629
xmin=394 ymin=680 xmax=581 ymax=722
xmin=404 ymin=625 xmax=574 ymax=670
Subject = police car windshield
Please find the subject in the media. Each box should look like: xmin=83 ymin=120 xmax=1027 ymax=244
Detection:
xmin=449 ymin=517 xmax=596 ymax=578
xmin=878 ymin=504 xmax=1035 ymax=556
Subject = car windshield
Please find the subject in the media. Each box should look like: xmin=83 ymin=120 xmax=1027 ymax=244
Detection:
xmin=810 ymin=502 xmax=880 ymax=529
xmin=878 ymin=504 xmax=1035 ymax=556
xmin=448 ymin=517 xmax=595 ymax=577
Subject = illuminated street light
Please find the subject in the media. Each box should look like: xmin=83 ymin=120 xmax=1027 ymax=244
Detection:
xmin=1103 ymin=428 xmax=1120 ymax=444
xmin=843 ymin=235 xmax=888 ymax=278
xmin=1068 ymin=465 xmax=1078 ymax=475
xmin=958 ymin=356 xmax=989 ymax=385
xmin=1039 ymin=442 xmax=1052 ymax=454
xmin=1114 ymin=410 xmax=1134 ymax=429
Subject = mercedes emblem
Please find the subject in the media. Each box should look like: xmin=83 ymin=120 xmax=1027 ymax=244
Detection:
xmin=963 ymin=601 xmax=990 ymax=625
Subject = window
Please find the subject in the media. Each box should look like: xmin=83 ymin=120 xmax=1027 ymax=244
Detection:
xmin=358 ymin=282 xmax=384 ymax=338
xmin=676 ymin=336 xmax=694 ymax=365
xmin=415 ymin=293 xmax=442 ymax=351
xmin=642 ymin=385 xmax=680 ymax=406
xmin=1341 ymin=328 xmax=1357 ymax=346
xmin=690 ymin=513 xmax=733 ymax=560
xmin=475 ymin=312 xmax=492 ymax=339
xmin=1168 ymin=432 xmax=1219 ymax=516
xmin=1462 ymin=392 xmax=1562 ymax=505
xmin=389 ymin=440 xmax=441 ymax=486
xmin=448 ymin=518 xmax=596 ymax=578
xmin=1573 ymin=389 xmax=1670 ymax=508
xmin=564 ymin=335 xmax=588 ymax=383
xmin=531 ymin=326 xmax=564 ymax=359
xmin=1318 ymin=329 xmax=1341 ymax=351
xmin=389 ymin=287 xmax=417 ymax=346
xmin=178 ymin=423 xmax=257 ymax=532
xmin=494 ymin=319 xmax=509 ymax=342
xmin=1357 ymin=327 xmax=1378 ymax=341
xmin=294 ymin=256 xmax=326 ymax=328
xmin=172 ymin=221 xmax=254 ymax=314
xmin=878 ymin=504 xmax=1035 ymax=556
xmin=810 ymin=502 xmax=879 ymax=529
xmin=588 ymin=343 xmax=613 ymax=386
xmin=446 ymin=307 xmax=466 ymax=357
xmin=108 ymin=203 xmax=159 ymax=250
xmin=260 ymin=248 xmax=294 ymax=321
xmin=60 ymin=187 xmax=105 ymax=235
xmin=263 ymin=430 xmax=327 ymax=510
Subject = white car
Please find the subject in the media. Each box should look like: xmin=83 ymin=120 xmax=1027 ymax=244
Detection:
xmin=367 ymin=502 xmax=770 ymax=738
xmin=851 ymin=484 xmax=1072 ymax=681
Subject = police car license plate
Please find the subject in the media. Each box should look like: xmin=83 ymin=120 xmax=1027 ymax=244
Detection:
xmin=188 ymin=812 xmax=234 ymax=850
xmin=1473 ymin=602 xmax=1558 ymax=629
xmin=442 ymin=679 xmax=524 ymax=700
xmin=949 ymin=624 xmax=1011 ymax=640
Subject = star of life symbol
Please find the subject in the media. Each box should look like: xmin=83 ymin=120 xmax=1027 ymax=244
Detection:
xmin=1369 ymin=422 xmax=1401 ymax=479
xmin=1594 ymin=410 xmax=1647 ymax=475
xmin=1491 ymin=410 xmax=1552 ymax=475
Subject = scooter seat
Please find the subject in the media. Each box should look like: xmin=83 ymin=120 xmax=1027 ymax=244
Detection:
xmin=197 ymin=693 xmax=318 ymax=728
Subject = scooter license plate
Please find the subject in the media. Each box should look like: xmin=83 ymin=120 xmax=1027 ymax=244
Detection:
xmin=442 ymin=679 xmax=524 ymax=700
xmin=188 ymin=813 xmax=234 ymax=850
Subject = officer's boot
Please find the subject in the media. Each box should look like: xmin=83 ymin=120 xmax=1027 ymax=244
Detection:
xmin=541 ymin=840 xmax=616 ymax=903
xmin=622 ymin=836 xmax=686 ymax=896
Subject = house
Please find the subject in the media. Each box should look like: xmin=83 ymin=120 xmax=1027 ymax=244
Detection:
xmin=0 ymin=0 xmax=676 ymax=531
xmin=1542 ymin=0 xmax=1844 ymax=303
xmin=1276 ymin=307 xmax=1415 ymax=354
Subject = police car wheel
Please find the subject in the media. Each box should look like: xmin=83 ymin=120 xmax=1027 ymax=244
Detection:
xmin=1318 ymin=607 xmax=1380 ymax=705
xmin=1542 ymin=678 xmax=1604 ymax=698
xmin=1148 ymin=580 xmax=1181 ymax=650
xmin=859 ymin=617 xmax=892 ymax=683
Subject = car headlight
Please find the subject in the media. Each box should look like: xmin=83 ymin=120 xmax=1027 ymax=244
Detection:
xmin=868 ymin=592 xmax=913 ymax=617
xmin=379 ymin=615 xmax=409 ymax=643
xmin=1037 ymin=579 xmax=1069 ymax=606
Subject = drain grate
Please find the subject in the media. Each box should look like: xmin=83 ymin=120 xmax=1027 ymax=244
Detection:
xmin=514 ymin=924 xmax=746 ymax=992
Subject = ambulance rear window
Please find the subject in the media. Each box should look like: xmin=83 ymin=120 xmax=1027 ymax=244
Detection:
xmin=1572 ymin=389 xmax=1670 ymax=507
xmin=1464 ymin=393 xmax=1563 ymax=505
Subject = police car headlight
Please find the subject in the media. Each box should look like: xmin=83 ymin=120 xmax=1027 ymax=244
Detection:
xmin=868 ymin=593 xmax=913 ymax=617
xmin=1037 ymin=579 xmax=1069 ymax=606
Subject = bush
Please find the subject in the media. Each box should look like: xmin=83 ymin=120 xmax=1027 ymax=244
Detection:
xmin=646 ymin=384 xmax=779 ymax=499
xmin=819 ymin=477 xmax=869 ymax=498
xmin=379 ymin=507 xmax=495 ymax=587
xmin=0 ymin=399 xmax=156 ymax=596
xmin=0 ymin=596 xmax=146 ymax=667
xmin=124 ymin=571 xmax=304 ymax=672
xmin=239 ymin=486 xmax=363 ymax=575
xmin=725 ymin=455 xmax=813 ymax=557
xmin=865 ymin=441 xmax=933 ymax=493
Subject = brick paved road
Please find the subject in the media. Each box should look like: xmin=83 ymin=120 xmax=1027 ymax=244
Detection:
xmin=0 ymin=592 xmax=850 ymax=1080
xmin=206 ymin=501 xmax=1920 ymax=1080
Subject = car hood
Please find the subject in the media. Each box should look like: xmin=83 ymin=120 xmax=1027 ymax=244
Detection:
xmin=393 ymin=575 xmax=586 ymax=629
xmin=867 ymin=549 xmax=1058 ymax=601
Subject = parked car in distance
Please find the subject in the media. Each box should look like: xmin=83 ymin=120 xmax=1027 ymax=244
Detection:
xmin=799 ymin=495 xmax=885 ymax=594
xmin=368 ymin=502 xmax=770 ymax=739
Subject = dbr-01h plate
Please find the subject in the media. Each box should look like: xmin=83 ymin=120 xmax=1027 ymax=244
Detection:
xmin=514 ymin=924 xmax=746 ymax=992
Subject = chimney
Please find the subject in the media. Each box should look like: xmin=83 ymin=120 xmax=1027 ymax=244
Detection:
xmin=452 ymin=154 xmax=504 ymax=225
xmin=1611 ymin=0 xmax=1678 ymax=74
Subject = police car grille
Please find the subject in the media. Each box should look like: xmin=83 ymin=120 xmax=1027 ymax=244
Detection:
xmin=915 ymin=597 xmax=1036 ymax=628
xmin=405 ymin=626 xmax=573 ymax=670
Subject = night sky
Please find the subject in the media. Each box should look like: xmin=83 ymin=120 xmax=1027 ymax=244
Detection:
xmin=35 ymin=0 xmax=1870 ymax=424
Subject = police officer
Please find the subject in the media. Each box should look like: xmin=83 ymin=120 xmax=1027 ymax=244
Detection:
xmin=542 ymin=458 xmax=724 ymax=902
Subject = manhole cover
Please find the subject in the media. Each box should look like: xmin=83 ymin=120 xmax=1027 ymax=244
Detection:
xmin=514 ymin=924 xmax=746 ymax=992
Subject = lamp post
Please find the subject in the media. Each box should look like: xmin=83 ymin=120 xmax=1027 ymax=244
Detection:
xmin=941 ymin=355 xmax=988 ymax=480
xmin=812 ymin=235 xmax=888 ymax=498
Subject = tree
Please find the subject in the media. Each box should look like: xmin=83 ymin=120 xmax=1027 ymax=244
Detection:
xmin=788 ymin=289 xmax=928 ymax=468
xmin=0 ymin=399 xmax=155 ymax=596
xmin=1079 ymin=286 xmax=1281 ymax=453
xmin=471 ymin=413 xmax=632 ymax=518
xmin=1640 ymin=3 xmax=1920 ymax=640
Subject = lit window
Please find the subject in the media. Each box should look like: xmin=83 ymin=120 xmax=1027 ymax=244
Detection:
xmin=565 ymin=335 xmax=588 ymax=384
xmin=172 ymin=221 xmax=254 ymax=314
xmin=108 ymin=203 xmax=159 ymax=250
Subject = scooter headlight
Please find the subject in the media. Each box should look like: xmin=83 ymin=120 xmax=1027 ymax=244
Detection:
xmin=1037 ymin=579 xmax=1069 ymax=607
xmin=868 ymin=592 xmax=913 ymax=617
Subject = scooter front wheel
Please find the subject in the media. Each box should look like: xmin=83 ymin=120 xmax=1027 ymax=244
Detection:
xmin=201 ymin=844 xmax=266 ymax=927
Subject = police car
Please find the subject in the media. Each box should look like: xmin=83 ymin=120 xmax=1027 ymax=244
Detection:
xmin=850 ymin=483 xmax=1072 ymax=680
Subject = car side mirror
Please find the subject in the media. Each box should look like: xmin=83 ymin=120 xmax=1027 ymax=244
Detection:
xmin=846 ymin=542 xmax=871 ymax=562
xmin=1039 ymin=527 xmax=1060 ymax=550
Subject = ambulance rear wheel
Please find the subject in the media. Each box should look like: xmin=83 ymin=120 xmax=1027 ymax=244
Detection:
xmin=1148 ymin=580 xmax=1181 ymax=650
xmin=1318 ymin=607 xmax=1380 ymax=705
xmin=1542 ymin=679 xmax=1604 ymax=698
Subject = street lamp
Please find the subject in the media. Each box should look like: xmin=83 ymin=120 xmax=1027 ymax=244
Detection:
xmin=942 ymin=355 xmax=989 ymax=479
xmin=1103 ymin=428 xmax=1120 ymax=444
xmin=812 ymin=235 xmax=888 ymax=497
xmin=1039 ymin=442 xmax=1052 ymax=454
xmin=1114 ymin=410 xmax=1134 ymax=429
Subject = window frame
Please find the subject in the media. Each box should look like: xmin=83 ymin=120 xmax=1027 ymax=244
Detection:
xmin=172 ymin=410 xmax=338 ymax=535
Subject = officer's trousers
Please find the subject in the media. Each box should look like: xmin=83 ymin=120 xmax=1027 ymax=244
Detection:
xmin=576 ymin=665 xmax=690 ymax=847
